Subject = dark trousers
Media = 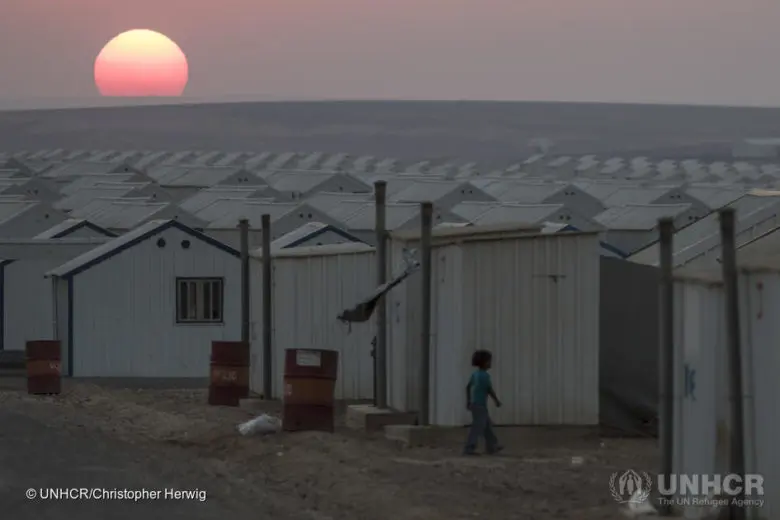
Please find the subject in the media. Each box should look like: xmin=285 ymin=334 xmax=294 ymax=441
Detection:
xmin=464 ymin=404 xmax=498 ymax=454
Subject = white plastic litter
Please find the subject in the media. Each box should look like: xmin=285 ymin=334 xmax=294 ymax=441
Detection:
xmin=623 ymin=489 xmax=658 ymax=517
xmin=237 ymin=414 xmax=281 ymax=436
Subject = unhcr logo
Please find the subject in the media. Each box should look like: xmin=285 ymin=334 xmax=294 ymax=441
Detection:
xmin=609 ymin=470 xmax=766 ymax=508
xmin=609 ymin=469 xmax=652 ymax=504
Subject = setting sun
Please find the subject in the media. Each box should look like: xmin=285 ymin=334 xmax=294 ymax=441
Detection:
xmin=94 ymin=29 xmax=188 ymax=97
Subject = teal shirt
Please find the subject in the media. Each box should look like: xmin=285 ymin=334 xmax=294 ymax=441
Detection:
xmin=469 ymin=370 xmax=492 ymax=406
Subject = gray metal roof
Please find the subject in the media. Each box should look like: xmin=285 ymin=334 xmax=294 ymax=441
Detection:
xmin=80 ymin=200 xmax=205 ymax=230
xmin=599 ymin=186 xmax=676 ymax=207
xmin=344 ymin=203 xmax=420 ymax=231
xmin=205 ymin=201 xmax=298 ymax=229
xmin=179 ymin=187 xmax=269 ymax=214
xmin=303 ymin=191 xmax=372 ymax=214
xmin=32 ymin=218 xmax=107 ymax=239
xmin=450 ymin=201 xmax=501 ymax=222
xmin=629 ymin=193 xmax=780 ymax=267
xmin=44 ymin=161 xmax=126 ymax=178
xmin=0 ymin=200 xmax=41 ymax=225
xmin=388 ymin=180 xmax=487 ymax=203
xmin=594 ymin=204 xmax=692 ymax=230
xmin=684 ymin=186 xmax=745 ymax=210
xmin=55 ymin=185 xmax=136 ymax=211
xmin=471 ymin=204 xmax=565 ymax=226
xmin=59 ymin=173 xmax=148 ymax=196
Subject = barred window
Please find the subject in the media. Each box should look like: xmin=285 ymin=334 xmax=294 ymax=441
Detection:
xmin=176 ymin=278 xmax=224 ymax=323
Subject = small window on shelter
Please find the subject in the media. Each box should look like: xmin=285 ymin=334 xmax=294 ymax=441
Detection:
xmin=176 ymin=278 xmax=224 ymax=324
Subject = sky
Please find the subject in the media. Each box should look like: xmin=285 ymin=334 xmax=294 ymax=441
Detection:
xmin=2 ymin=0 xmax=780 ymax=108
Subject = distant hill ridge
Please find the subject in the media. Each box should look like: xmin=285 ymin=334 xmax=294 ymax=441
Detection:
xmin=3 ymin=100 xmax=780 ymax=161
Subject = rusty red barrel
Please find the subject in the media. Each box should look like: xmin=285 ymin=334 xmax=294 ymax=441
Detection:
xmin=26 ymin=340 xmax=61 ymax=395
xmin=208 ymin=341 xmax=249 ymax=406
xmin=283 ymin=349 xmax=339 ymax=432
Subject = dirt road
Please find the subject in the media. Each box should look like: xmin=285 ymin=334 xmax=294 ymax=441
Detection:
xmin=0 ymin=408 xmax=312 ymax=519
xmin=0 ymin=381 xmax=657 ymax=519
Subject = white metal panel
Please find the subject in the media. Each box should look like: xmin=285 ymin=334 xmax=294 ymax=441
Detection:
xmin=430 ymin=245 xmax=464 ymax=425
xmin=739 ymin=269 xmax=780 ymax=520
xmin=4 ymin=248 xmax=100 ymax=352
xmin=388 ymin=231 xmax=600 ymax=426
xmin=459 ymin=233 xmax=600 ymax=426
xmin=68 ymin=226 xmax=241 ymax=377
xmin=671 ymin=276 xmax=728 ymax=518
xmin=249 ymin=244 xmax=377 ymax=400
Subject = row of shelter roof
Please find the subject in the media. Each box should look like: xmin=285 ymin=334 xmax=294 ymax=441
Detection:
xmin=1 ymin=150 xmax=778 ymax=257
xmin=6 ymin=149 xmax=780 ymax=185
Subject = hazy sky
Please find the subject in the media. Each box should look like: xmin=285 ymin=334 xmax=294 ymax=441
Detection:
xmin=2 ymin=0 xmax=780 ymax=107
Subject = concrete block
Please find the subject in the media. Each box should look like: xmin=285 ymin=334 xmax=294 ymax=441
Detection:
xmin=346 ymin=404 xmax=417 ymax=432
xmin=384 ymin=424 xmax=443 ymax=446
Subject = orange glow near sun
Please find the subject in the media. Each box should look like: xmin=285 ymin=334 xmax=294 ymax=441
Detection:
xmin=94 ymin=29 xmax=189 ymax=97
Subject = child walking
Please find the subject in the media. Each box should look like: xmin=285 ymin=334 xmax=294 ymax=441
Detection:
xmin=463 ymin=349 xmax=503 ymax=456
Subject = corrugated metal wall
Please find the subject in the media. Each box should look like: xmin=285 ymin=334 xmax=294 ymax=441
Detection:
xmin=249 ymin=245 xmax=377 ymax=400
xmin=672 ymin=269 xmax=780 ymax=519
xmin=388 ymin=232 xmax=601 ymax=426
xmin=739 ymin=268 xmax=780 ymax=520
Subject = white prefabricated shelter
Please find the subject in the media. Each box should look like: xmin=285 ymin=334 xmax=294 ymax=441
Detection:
xmin=46 ymin=219 xmax=241 ymax=378
xmin=248 ymin=242 xmax=377 ymax=400
xmin=385 ymin=224 xmax=600 ymax=426
xmin=0 ymin=238 xmax=111 ymax=352
xmin=672 ymin=267 xmax=780 ymax=520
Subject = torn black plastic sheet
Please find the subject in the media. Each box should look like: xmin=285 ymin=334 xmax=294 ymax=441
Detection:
xmin=337 ymin=257 xmax=420 ymax=324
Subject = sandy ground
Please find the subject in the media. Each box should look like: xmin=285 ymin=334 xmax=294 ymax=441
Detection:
xmin=0 ymin=378 xmax=658 ymax=519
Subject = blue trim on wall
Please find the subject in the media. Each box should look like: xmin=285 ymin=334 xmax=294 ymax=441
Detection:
xmin=67 ymin=278 xmax=74 ymax=377
xmin=52 ymin=220 xmax=118 ymax=239
xmin=285 ymin=225 xmax=365 ymax=248
xmin=62 ymin=220 xmax=240 ymax=279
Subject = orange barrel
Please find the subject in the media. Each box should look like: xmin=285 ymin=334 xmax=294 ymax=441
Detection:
xmin=208 ymin=341 xmax=250 ymax=406
xmin=26 ymin=340 xmax=61 ymax=395
xmin=283 ymin=349 xmax=339 ymax=432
